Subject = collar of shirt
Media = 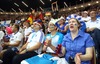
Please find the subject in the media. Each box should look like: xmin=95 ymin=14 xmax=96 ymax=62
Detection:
xmin=66 ymin=30 xmax=84 ymax=40
xmin=14 ymin=31 xmax=18 ymax=35
xmin=90 ymin=18 xmax=100 ymax=23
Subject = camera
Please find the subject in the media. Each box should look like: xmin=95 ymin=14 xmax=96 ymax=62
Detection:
xmin=68 ymin=56 xmax=75 ymax=64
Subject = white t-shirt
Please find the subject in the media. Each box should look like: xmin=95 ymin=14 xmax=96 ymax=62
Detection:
xmin=24 ymin=27 xmax=32 ymax=37
xmin=26 ymin=30 xmax=44 ymax=54
xmin=19 ymin=27 xmax=24 ymax=34
xmin=86 ymin=19 xmax=100 ymax=29
xmin=82 ymin=16 xmax=91 ymax=22
xmin=0 ymin=31 xmax=5 ymax=44
xmin=10 ymin=32 xmax=23 ymax=48
xmin=0 ymin=31 xmax=4 ymax=43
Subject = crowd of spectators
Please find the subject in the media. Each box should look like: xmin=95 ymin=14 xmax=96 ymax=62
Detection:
xmin=0 ymin=3 xmax=100 ymax=64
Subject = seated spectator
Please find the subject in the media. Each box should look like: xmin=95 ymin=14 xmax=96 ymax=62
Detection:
xmin=66 ymin=14 xmax=86 ymax=33
xmin=0 ymin=26 xmax=4 ymax=60
xmin=2 ymin=23 xmax=13 ymax=42
xmin=21 ymin=19 xmax=64 ymax=64
xmin=86 ymin=10 xmax=100 ymax=63
xmin=56 ymin=16 xmax=68 ymax=35
xmin=11 ymin=21 xmax=44 ymax=64
xmin=60 ymin=14 xmax=94 ymax=64
xmin=81 ymin=11 xmax=91 ymax=22
xmin=0 ymin=26 xmax=4 ymax=44
xmin=1 ymin=24 xmax=23 ymax=64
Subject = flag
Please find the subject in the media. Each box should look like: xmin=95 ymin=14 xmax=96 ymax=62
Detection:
xmin=26 ymin=15 xmax=33 ymax=25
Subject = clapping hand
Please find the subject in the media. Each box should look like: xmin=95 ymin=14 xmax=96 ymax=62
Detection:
xmin=74 ymin=53 xmax=82 ymax=64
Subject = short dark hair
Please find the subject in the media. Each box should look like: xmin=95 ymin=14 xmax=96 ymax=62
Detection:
xmin=75 ymin=19 xmax=81 ymax=29
xmin=23 ymin=21 xmax=31 ymax=27
xmin=14 ymin=24 xmax=20 ymax=31
xmin=90 ymin=10 xmax=96 ymax=14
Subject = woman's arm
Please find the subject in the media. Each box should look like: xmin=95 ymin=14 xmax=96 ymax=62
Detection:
xmin=75 ymin=47 xmax=93 ymax=62
xmin=80 ymin=47 xmax=93 ymax=61
xmin=74 ymin=47 xmax=93 ymax=64
xmin=61 ymin=25 xmax=69 ymax=33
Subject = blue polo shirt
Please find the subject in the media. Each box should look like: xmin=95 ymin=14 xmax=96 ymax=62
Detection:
xmin=62 ymin=30 xmax=94 ymax=64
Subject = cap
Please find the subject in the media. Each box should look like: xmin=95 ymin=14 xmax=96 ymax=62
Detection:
xmin=34 ymin=19 xmax=42 ymax=27
xmin=49 ymin=18 xmax=58 ymax=25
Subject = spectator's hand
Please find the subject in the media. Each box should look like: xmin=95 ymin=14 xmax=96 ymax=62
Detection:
xmin=89 ymin=27 xmax=96 ymax=31
xmin=19 ymin=50 xmax=26 ymax=54
xmin=44 ymin=39 xmax=51 ymax=46
xmin=3 ymin=43 xmax=9 ymax=46
xmin=1 ymin=43 xmax=5 ymax=47
xmin=19 ymin=48 xmax=23 ymax=52
xmin=74 ymin=53 xmax=82 ymax=64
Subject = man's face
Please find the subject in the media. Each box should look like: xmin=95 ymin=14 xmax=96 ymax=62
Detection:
xmin=90 ymin=11 xmax=96 ymax=18
xmin=48 ymin=23 xmax=56 ymax=32
xmin=33 ymin=22 xmax=41 ymax=30
xmin=12 ymin=25 xmax=16 ymax=32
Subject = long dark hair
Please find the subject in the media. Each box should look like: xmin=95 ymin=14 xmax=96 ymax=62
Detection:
xmin=75 ymin=19 xmax=81 ymax=29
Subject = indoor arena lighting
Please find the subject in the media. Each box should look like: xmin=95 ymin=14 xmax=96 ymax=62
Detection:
xmin=12 ymin=8 xmax=16 ymax=12
xmin=39 ymin=7 xmax=44 ymax=11
xmin=5 ymin=13 xmax=8 ymax=14
xmin=14 ymin=3 xmax=19 ymax=7
xmin=74 ymin=7 xmax=77 ymax=9
xmin=40 ymin=0 xmax=45 ymax=5
xmin=81 ymin=5 xmax=84 ymax=7
xmin=96 ymin=1 xmax=99 ymax=3
xmin=31 ymin=8 xmax=33 ymax=10
xmin=22 ymin=1 xmax=28 ymax=7
xmin=19 ymin=8 xmax=23 ymax=12
xmin=0 ymin=8 xmax=4 ymax=12
xmin=11 ymin=13 xmax=14 ymax=15
xmin=0 ymin=12 xmax=3 ymax=14
xmin=64 ymin=2 xmax=68 ymax=7
xmin=88 ymin=3 xmax=91 ymax=6
xmin=68 ymin=8 xmax=71 ymax=10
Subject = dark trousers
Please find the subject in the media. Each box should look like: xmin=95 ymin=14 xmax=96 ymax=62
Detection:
xmin=2 ymin=48 xmax=16 ymax=64
xmin=2 ymin=49 xmax=38 ymax=64
xmin=12 ymin=51 xmax=38 ymax=64
xmin=88 ymin=28 xmax=100 ymax=64
xmin=89 ymin=29 xmax=100 ymax=54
